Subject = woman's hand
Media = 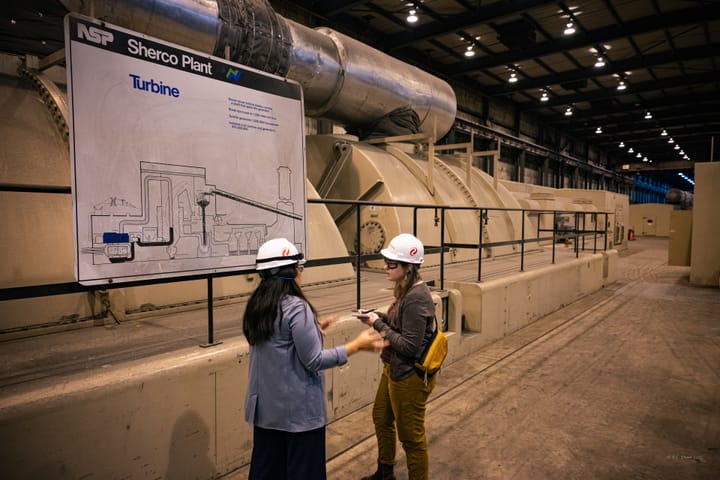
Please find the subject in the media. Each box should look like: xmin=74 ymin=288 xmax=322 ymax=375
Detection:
xmin=346 ymin=328 xmax=388 ymax=355
xmin=355 ymin=309 xmax=379 ymax=327
xmin=318 ymin=315 xmax=338 ymax=336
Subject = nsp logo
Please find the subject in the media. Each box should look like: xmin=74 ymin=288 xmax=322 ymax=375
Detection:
xmin=77 ymin=23 xmax=114 ymax=46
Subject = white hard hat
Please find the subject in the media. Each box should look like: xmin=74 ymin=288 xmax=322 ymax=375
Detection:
xmin=381 ymin=233 xmax=424 ymax=264
xmin=255 ymin=238 xmax=304 ymax=270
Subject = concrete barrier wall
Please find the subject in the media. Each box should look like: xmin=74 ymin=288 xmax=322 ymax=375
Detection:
xmin=0 ymin=255 xmax=611 ymax=479
xmin=0 ymin=316 xmax=387 ymax=479
xmin=447 ymin=253 xmax=605 ymax=350
xmin=603 ymin=249 xmax=619 ymax=286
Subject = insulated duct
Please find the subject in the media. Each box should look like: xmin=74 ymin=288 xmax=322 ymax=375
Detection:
xmin=61 ymin=0 xmax=457 ymax=137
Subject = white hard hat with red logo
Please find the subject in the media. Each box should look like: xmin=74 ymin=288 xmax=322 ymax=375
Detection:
xmin=381 ymin=233 xmax=424 ymax=264
xmin=255 ymin=238 xmax=305 ymax=270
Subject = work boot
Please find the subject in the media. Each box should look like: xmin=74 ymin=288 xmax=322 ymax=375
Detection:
xmin=360 ymin=460 xmax=396 ymax=480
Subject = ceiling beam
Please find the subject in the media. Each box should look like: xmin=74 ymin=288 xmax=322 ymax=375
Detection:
xmin=548 ymin=95 xmax=720 ymax=124
xmin=521 ymin=71 xmax=719 ymax=110
xmin=382 ymin=0 xmax=557 ymax=50
xmin=444 ymin=4 xmax=720 ymax=75
xmin=615 ymin=160 xmax=695 ymax=172
xmin=485 ymin=44 xmax=720 ymax=96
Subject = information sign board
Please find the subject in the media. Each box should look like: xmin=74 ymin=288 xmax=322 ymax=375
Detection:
xmin=65 ymin=14 xmax=306 ymax=285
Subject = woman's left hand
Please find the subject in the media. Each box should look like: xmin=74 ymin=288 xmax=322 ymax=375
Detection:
xmin=318 ymin=315 xmax=338 ymax=336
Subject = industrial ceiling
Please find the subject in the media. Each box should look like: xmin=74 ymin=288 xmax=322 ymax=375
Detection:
xmin=1 ymin=0 xmax=718 ymax=191
xmin=272 ymin=0 xmax=719 ymax=190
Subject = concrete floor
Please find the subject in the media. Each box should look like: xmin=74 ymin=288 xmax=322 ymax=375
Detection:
xmin=229 ymin=236 xmax=720 ymax=479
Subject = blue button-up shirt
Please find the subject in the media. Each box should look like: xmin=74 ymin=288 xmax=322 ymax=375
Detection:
xmin=244 ymin=295 xmax=348 ymax=432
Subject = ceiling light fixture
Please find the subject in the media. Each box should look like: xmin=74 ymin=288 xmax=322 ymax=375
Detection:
xmin=563 ymin=22 xmax=576 ymax=35
xmin=595 ymin=127 xmax=602 ymax=134
xmin=628 ymin=147 xmax=634 ymax=153
xmin=594 ymin=56 xmax=605 ymax=68
xmin=636 ymin=152 xmax=642 ymax=158
xmin=540 ymin=91 xmax=549 ymax=101
xmin=643 ymin=157 xmax=648 ymax=162
xmin=661 ymin=129 xmax=668 ymax=136
xmin=617 ymin=81 xmax=626 ymax=91
xmin=674 ymin=144 xmax=680 ymax=150
xmin=509 ymin=72 xmax=518 ymax=83
xmin=668 ymin=138 xmax=674 ymax=144
xmin=619 ymin=142 xmax=625 ymax=148
xmin=564 ymin=106 xmax=573 ymax=116
xmin=679 ymin=150 xmax=685 ymax=155
xmin=644 ymin=112 xmax=652 ymax=119
xmin=464 ymin=45 xmax=475 ymax=57
xmin=406 ymin=9 xmax=418 ymax=23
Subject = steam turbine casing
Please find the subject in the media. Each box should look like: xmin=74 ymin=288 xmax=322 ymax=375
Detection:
xmin=60 ymin=0 xmax=457 ymax=137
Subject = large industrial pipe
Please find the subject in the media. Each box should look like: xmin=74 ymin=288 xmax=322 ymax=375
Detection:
xmin=666 ymin=188 xmax=693 ymax=209
xmin=61 ymin=0 xmax=457 ymax=137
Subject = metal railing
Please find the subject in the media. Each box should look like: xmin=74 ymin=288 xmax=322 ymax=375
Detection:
xmin=0 ymin=198 xmax=612 ymax=344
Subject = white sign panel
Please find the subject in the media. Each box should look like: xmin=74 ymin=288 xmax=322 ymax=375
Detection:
xmin=65 ymin=14 xmax=306 ymax=285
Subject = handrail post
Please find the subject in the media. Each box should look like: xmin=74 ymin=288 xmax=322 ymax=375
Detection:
xmin=413 ymin=207 xmax=418 ymax=237
xmin=200 ymin=276 xmax=222 ymax=348
xmin=477 ymin=208 xmax=483 ymax=282
xmin=440 ymin=208 xmax=446 ymax=290
xmin=520 ymin=209 xmax=526 ymax=271
xmin=356 ymin=203 xmax=362 ymax=310
xmin=605 ymin=213 xmax=609 ymax=251
xmin=552 ymin=210 xmax=557 ymax=265
xmin=593 ymin=213 xmax=598 ymax=253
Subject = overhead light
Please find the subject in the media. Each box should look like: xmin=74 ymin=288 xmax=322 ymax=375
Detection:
xmin=594 ymin=56 xmax=605 ymax=68
xmin=464 ymin=46 xmax=475 ymax=57
xmin=509 ymin=72 xmax=518 ymax=83
xmin=678 ymin=173 xmax=695 ymax=185
xmin=563 ymin=22 xmax=576 ymax=35
xmin=644 ymin=112 xmax=652 ymax=119
xmin=564 ymin=106 xmax=573 ymax=116
xmin=595 ymin=127 xmax=602 ymax=134
xmin=636 ymin=152 xmax=642 ymax=158
xmin=674 ymin=144 xmax=680 ymax=150
xmin=661 ymin=129 xmax=668 ymax=136
xmin=643 ymin=157 xmax=648 ymax=162
xmin=628 ymin=147 xmax=634 ymax=153
xmin=679 ymin=150 xmax=685 ymax=155
xmin=617 ymin=81 xmax=627 ymax=90
xmin=406 ymin=9 xmax=418 ymax=23
xmin=668 ymin=138 xmax=674 ymax=144
xmin=619 ymin=141 xmax=625 ymax=148
xmin=540 ymin=91 xmax=549 ymax=101
xmin=684 ymin=155 xmax=689 ymax=160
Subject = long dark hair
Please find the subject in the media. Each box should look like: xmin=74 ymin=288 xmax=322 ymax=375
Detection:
xmin=242 ymin=264 xmax=317 ymax=345
xmin=394 ymin=263 xmax=422 ymax=299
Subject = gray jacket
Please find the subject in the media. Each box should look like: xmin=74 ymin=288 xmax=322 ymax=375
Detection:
xmin=373 ymin=282 xmax=435 ymax=381
xmin=244 ymin=295 xmax=348 ymax=432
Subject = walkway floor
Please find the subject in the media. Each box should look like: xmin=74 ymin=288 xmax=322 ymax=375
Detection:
xmin=229 ymin=236 xmax=720 ymax=479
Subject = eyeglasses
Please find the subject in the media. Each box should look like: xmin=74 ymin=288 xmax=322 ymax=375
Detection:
xmin=383 ymin=259 xmax=400 ymax=270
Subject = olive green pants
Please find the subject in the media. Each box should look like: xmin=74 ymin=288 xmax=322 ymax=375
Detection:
xmin=372 ymin=364 xmax=436 ymax=480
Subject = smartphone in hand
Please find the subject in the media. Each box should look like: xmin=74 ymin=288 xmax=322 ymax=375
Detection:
xmin=352 ymin=308 xmax=375 ymax=318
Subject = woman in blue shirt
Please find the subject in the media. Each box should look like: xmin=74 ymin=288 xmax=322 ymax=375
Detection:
xmin=243 ymin=237 xmax=386 ymax=480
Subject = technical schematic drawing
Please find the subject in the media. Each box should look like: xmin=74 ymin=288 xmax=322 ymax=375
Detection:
xmin=84 ymin=161 xmax=304 ymax=267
